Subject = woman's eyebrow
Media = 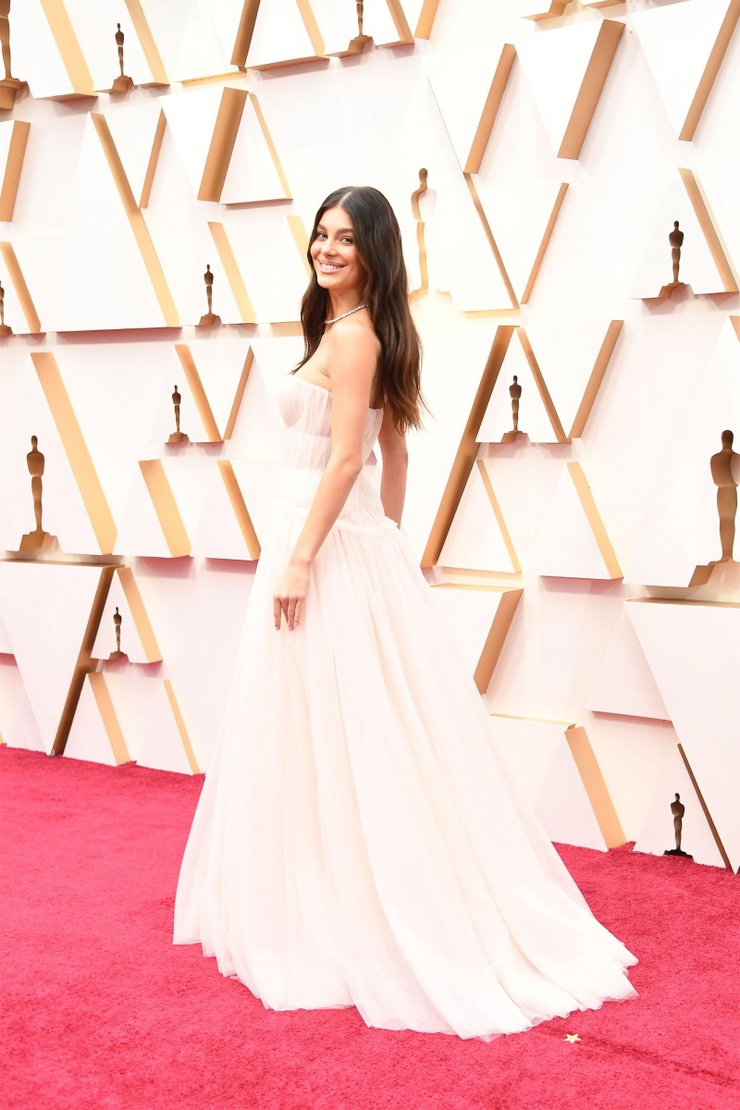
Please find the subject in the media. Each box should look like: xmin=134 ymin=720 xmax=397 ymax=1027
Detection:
xmin=317 ymin=224 xmax=354 ymax=233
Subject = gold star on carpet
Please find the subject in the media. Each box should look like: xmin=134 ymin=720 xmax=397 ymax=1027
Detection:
xmin=564 ymin=1033 xmax=581 ymax=1043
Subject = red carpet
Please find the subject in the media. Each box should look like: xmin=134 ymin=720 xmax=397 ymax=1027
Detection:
xmin=1 ymin=746 xmax=738 ymax=1110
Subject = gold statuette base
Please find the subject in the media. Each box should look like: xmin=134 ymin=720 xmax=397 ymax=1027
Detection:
xmin=689 ymin=559 xmax=740 ymax=592
xmin=18 ymin=530 xmax=60 ymax=554
xmin=106 ymin=651 xmax=130 ymax=665
xmin=167 ymin=431 xmax=190 ymax=445
xmin=197 ymin=313 xmax=222 ymax=328
xmin=0 ymin=324 xmax=12 ymax=337
xmin=0 ymin=79 xmax=25 ymax=110
xmin=111 ymin=75 xmax=134 ymax=93
xmin=501 ymin=430 xmax=530 ymax=445
xmin=657 ymin=281 xmax=689 ymax=299
xmin=347 ymin=35 xmax=373 ymax=55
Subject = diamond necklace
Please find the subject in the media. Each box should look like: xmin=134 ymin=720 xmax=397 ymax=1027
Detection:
xmin=325 ymin=302 xmax=368 ymax=325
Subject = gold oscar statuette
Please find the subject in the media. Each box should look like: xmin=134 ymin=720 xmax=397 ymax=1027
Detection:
xmin=663 ymin=793 xmax=693 ymax=860
xmin=198 ymin=264 xmax=222 ymax=328
xmin=0 ymin=1 xmax=25 ymax=110
xmin=18 ymin=435 xmax=60 ymax=554
xmin=168 ymin=384 xmax=190 ymax=445
xmin=0 ymin=276 xmax=12 ymax=336
xmin=107 ymin=606 xmax=130 ymax=663
xmin=111 ymin=22 xmax=133 ymax=93
xmin=659 ymin=220 xmax=688 ymax=299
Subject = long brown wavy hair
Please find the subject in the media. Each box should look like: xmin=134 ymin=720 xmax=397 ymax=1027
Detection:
xmin=293 ymin=185 xmax=428 ymax=433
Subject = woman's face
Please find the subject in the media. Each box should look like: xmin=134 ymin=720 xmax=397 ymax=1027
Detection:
xmin=310 ymin=206 xmax=366 ymax=300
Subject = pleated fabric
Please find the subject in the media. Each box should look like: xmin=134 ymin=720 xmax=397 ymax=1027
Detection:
xmin=173 ymin=371 xmax=638 ymax=1040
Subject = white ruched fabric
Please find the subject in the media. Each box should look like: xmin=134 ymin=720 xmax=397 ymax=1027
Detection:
xmin=173 ymin=371 xmax=638 ymax=1041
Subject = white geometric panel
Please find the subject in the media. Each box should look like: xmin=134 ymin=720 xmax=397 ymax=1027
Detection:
xmin=587 ymin=609 xmax=670 ymax=721
xmin=438 ymin=461 xmax=519 ymax=574
xmin=103 ymin=102 xmax=165 ymax=207
xmin=632 ymin=0 xmax=738 ymax=141
xmin=516 ymin=19 xmax=623 ymax=159
xmin=428 ymin=583 xmax=517 ymax=683
xmin=477 ymin=331 xmax=562 ymax=444
xmin=627 ymin=598 xmax=740 ymax=871
xmin=55 ymin=117 xmax=168 ymax=331
xmin=12 ymin=0 xmax=93 ymax=100
xmin=191 ymin=457 xmax=282 ymax=561
xmin=523 ymin=320 xmax=622 ymax=440
xmin=64 ymin=0 xmax=159 ymax=91
xmin=488 ymin=716 xmax=608 ymax=852
xmin=174 ymin=0 xmax=245 ymax=81
xmin=632 ymin=172 xmax=737 ymax=298
xmin=91 ymin=568 xmax=161 ymax=664
xmin=633 ymin=746 xmax=728 ymax=870
xmin=535 ymin=462 xmax=622 ymax=580
xmin=247 ymin=0 xmax=324 ymax=68
xmin=64 ymin=673 xmax=129 ymax=767
xmin=220 ymin=96 xmax=290 ymax=204
xmin=161 ymin=85 xmax=234 ymax=200
xmin=218 ymin=210 xmax=308 ymax=323
xmin=313 ymin=0 xmax=411 ymax=52
xmin=0 ymin=563 xmax=108 ymax=754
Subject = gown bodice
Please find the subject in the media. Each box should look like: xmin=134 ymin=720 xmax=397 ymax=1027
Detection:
xmin=274 ymin=372 xmax=388 ymax=532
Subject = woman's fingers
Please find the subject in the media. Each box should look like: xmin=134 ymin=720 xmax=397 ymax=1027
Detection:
xmin=274 ymin=594 xmax=304 ymax=630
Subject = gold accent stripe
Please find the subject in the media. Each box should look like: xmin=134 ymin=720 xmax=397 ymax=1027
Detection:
xmin=559 ymin=20 xmax=624 ymax=159
xmin=198 ymin=88 xmax=248 ymax=202
xmin=124 ymin=0 xmax=169 ymax=85
xmin=518 ymin=328 xmax=567 ymax=443
xmin=679 ymin=167 xmax=738 ymax=293
xmin=677 ymin=742 xmax=732 ymax=870
xmin=681 ymin=0 xmax=739 ymax=141
xmin=521 ymin=183 xmax=569 ymax=305
xmin=465 ymin=45 xmax=516 ymax=174
xmin=224 ymin=347 xmax=254 ymax=440
xmin=32 ymin=351 xmax=117 ymax=553
xmin=53 ymin=567 xmax=115 ymax=755
xmin=40 ymin=0 xmax=94 ymax=95
xmin=421 ymin=326 xmax=515 ymax=568
xmin=208 ymin=221 xmax=256 ymax=322
xmin=474 ymin=588 xmax=522 ymax=693
xmin=296 ymin=0 xmax=326 ymax=55
xmin=231 ymin=0 xmax=262 ymax=68
xmin=218 ymin=460 xmax=261 ymax=558
xmin=139 ymin=460 xmax=191 ymax=557
xmin=0 ymin=120 xmax=30 ymax=221
xmin=164 ymin=679 xmax=200 ymax=774
xmin=464 ymin=174 xmax=519 ymax=310
xmin=415 ymin=0 xmax=441 ymax=38
xmin=117 ymin=566 xmax=162 ymax=662
xmin=476 ymin=459 xmax=521 ymax=573
xmin=0 ymin=242 xmax=41 ymax=333
xmin=175 ymin=345 xmax=221 ymax=441
xmin=139 ymin=110 xmax=166 ymax=209
xmin=287 ymin=214 xmax=312 ymax=276
xmin=385 ymin=0 xmax=415 ymax=44
xmin=565 ymin=726 xmax=625 ymax=848
xmin=249 ymin=93 xmax=291 ymax=198
xmin=89 ymin=672 xmax=130 ymax=765
xmin=569 ymin=320 xmax=623 ymax=439
xmin=91 ymin=113 xmax=180 ymax=326
xmin=567 ymin=461 xmax=622 ymax=578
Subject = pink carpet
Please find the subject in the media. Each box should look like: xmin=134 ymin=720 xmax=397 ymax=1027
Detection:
xmin=1 ymin=745 xmax=738 ymax=1109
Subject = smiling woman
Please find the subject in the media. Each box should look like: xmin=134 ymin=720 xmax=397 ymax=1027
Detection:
xmin=173 ymin=186 xmax=638 ymax=1041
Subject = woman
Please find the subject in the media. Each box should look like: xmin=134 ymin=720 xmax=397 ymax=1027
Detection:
xmin=173 ymin=186 xmax=638 ymax=1040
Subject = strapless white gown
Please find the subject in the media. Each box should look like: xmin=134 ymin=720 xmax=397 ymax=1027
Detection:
xmin=173 ymin=370 xmax=638 ymax=1040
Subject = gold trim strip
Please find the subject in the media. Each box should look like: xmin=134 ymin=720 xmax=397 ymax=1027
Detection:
xmin=0 ymin=121 xmax=30 ymax=221
xmin=567 ymin=461 xmax=622 ymax=579
xmin=32 ymin=351 xmax=117 ymax=553
xmin=89 ymin=672 xmax=130 ymax=765
xmin=117 ymin=566 xmax=162 ymax=663
xmin=249 ymin=93 xmax=292 ymax=198
xmin=677 ymin=742 xmax=732 ymax=870
xmin=476 ymin=459 xmax=521 ymax=573
xmin=681 ymin=0 xmax=739 ymax=141
xmin=464 ymin=174 xmax=519 ymax=310
xmin=0 ymin=242 xmax=41 ymax=333
xmin=218 ymin=460 xmax=261 ymax=558
xmin=175 ymin=345 xmax=221 ymax=441
xmin=40 ymin=0 xmax=94 ymax=95
xmin=465 ymin=45 xmax=516 ymax=174
xmin=124 ymin=0 xmax=169 ymax=85
xmin=139 ymin=110 xmax=166 ymax=210
xmin=559 ymin=20 xmax=624 ymax=160
xmin=198 ymin=88 xmax=248 ymax=202
xmin=474 ymin=587 xmax=522 ymax=693
xmin=565 ymin=725 xmax=626 ymax=848
xmin=518 ymin=328 xmax=567 ymax=443
xmin=164 ymin=679 xmax=200 ymax=774
xmin=224 ymin=347 xmax=254 ymax=440
xmin=569 ymin=320 xmax=623 ymax=439
xmin=139 ymin=460 xmax=191 ymax=557
xmin=679 ymin=167 xmax=738 ymax=293
xmin=208 ymin=221 xmax=256 ymax=322
xmin=521 ymin=183 xmax=569 ymax=305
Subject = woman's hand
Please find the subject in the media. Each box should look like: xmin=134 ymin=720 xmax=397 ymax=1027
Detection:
xmin=273 ymin=556 xmax=311 ymax=631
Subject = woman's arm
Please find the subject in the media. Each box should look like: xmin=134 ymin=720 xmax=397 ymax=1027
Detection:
xmin=378 ymin=412 xmax=408 ymax=526
xmin=273 ymin=323 xmax=378 ymax=631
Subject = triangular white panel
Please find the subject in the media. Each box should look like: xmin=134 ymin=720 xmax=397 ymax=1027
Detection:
xmin=247 ymin=0 xmax=324 ymax=67
xmin=135 ymin=680 xmax=196 ymax=774
xmin=628 ymin=599 xmax=740 ymax=870
xmin=0 ymin=564 xmax=106 ymax=754
xmin=103 ymin=102 xmax=164 ymax=205
xmin=587 ymin=609 xmax=670 ymax=721
xmin=191 ymin=457 xmax=281 ymax=560
xmin=174 ymin=0 xmax=243 ymax=80
xmin=428 ymin=584 xmax=513 ymax=681
xmin=634 ymin=747 xmax=727 ymax=869
xmin=524 ymin=320 xmax=619 ymax=439
xmin=161 ymin=86 xmax=229 ymax=199
xmin=516 ymin=20 xmax=615 ymax=157
xmin=632 ymin=174 xmax=732 ymax=298
xmin=537 ymin=739 xmax=608 ymax=851
xmin=114 ymin=466 xmax=181 ymax=559
xmin=474 ymin=179 xmax=567 ymax=305
xmin=439 ymin=463 xmax=518 ymax=573
xmin=477 ymin=334 xmax=557 ymax=444
xmin=64 ymin=674 xmax=122 ymax=767
xmin=11 ymin=0 xmax=89 ymax=99
xmin=0 ymin=656 xmax=26 ymax=746
xmin=632 ymin=0 xmax=735 ymax=140
xmin=91 ymin=576 xmax=158 ymax=665
xmin=221 ymin=97 xmax=289 ymax=204
xmin=64 ymin=0 xmax=156 ymax=90
xmin=6 ymin=679 xmax=45 ymax=752
xmin=220 ymin=210 xmax=311 ymax=323
xmin=535 ymin=464 xmax=618 ymax=580
xmin=55 ymin=118 xmax=166 ymax=330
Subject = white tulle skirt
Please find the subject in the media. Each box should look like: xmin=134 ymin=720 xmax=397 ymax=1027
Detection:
xmin=173 ymin=469 xmax=638 ymax=1041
